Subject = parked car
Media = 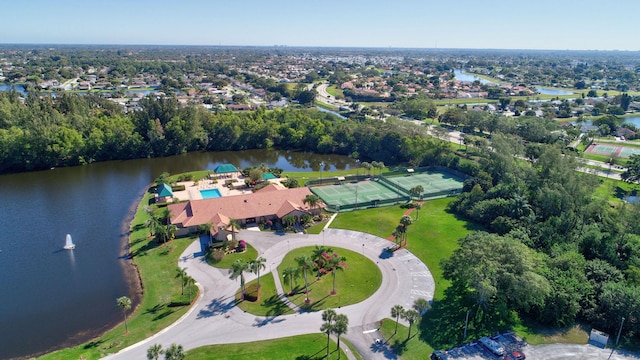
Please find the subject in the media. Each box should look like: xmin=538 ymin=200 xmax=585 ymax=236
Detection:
xmin=430 ymin=350 xmax=449 ymax=360
xmin=479 ymin=336 xmax=505 ymax=356
xmin=504 ymin=351 xmax=526 ymax=360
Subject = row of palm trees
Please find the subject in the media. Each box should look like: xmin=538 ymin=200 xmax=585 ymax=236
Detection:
xmin=228 ymin=256 xmax=266 ymax=300
xmin=146 ymin=343 xmax=185 ymax=360
xmin=390 ymin=298 xmax=430 ymax=339
xmin=392 ymin=215 xmax=414 ymax=247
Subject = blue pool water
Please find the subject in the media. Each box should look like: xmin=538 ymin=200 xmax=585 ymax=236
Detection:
xmin=200 ymin=188 xmax=222 ymax=199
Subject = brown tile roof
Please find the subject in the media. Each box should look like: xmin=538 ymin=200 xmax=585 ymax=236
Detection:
xmin=168 ymin=186 xmax=319 ymax=228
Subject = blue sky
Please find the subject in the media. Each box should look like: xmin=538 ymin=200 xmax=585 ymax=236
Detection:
xmin=2 ymin=0 xmax=638 ymax=50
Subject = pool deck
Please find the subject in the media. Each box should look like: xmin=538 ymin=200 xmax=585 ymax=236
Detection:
xmin=171 ymin=175 xmax=287 ymax=201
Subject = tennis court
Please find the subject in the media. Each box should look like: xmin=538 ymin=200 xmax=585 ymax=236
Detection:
xmin=587 ymin=144 xmax=620 ymax=156
xmin=619 ymin=147 xmax=640 ymax=157
xmin=383 ymin=171 xmax=465 ymax=198
xmin=311 ymin=180 xmax=405 ymax=210
xmin=586 ymin=143 xmax=640 ymax=158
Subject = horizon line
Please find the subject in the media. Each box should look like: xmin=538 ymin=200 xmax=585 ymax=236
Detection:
xmin=0 ymin=42 xmax=638 ymax=53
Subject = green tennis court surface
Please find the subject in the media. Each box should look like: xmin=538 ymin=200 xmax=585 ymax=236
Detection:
xmin=619 ymin=147 xmax=640 ymax=157
xmin=311 ymin=169 xmax=466 ymax=211
xmin=384 ymin=172 xmax=464 ymax=194
xmin=311 ymin=180 xmax=403 ymax=209
xmin=589 ymin=144 xmax=619 ymax=155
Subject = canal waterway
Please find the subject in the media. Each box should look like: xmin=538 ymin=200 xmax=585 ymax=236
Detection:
xmin=0 ymin=149 xmax=356 ymax=359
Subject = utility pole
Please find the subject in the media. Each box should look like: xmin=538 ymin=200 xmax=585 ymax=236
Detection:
xmin=464 ymin=309 xmax=470 ymax=339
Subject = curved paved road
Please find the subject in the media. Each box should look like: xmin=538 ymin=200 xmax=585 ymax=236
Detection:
xmin=105 ymin=229 xmax=433 ymax=359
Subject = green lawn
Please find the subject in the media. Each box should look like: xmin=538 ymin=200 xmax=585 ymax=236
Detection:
xmin=277 ymin=247 xmax=382 ymax=311
xmin=39 ymin=192 xmax=197 ymax=359
xmin=235 ymin=272 xmax=295 ymax=316
xmin=330 ymin=198 xmax=477 ymax=299
xmin=186 ymin=333 xmax=347 ymax=360
xmin=378 ymin=318 xmax=433 ymax=360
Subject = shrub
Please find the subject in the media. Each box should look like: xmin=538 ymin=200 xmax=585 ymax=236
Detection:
xmin=244 ymin=283 xmax=261 ymax=302
xmin=172 ymin=184 xmax=185 ymax=191
xmin=207 ymin=247 xmax=226 ymax=263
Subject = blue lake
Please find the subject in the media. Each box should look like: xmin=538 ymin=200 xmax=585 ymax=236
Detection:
xmin=453 ymin=70 xmax=493 ymax=84
xmin=536 ymin=87 xmax=574 ymax=95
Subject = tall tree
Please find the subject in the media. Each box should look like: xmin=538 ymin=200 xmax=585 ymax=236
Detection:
xmin=320 ymin=309 xmax=337 ymax=357
xmin=176 ymin=267 xmax=187 ymax=295
xmin=229 ymin=218 xmax=240 ymax=242
xmin=332 ymin=313 xmax=349 ymax=359
xmin=117 ymin=296 xmax=132 ymax=334
xmin=147 ymin=344 xmax=163 ymax=360
xmin=413 ymin=298 xmax=430 ymax=315
xmin=185 ymin=275 xmax=195 ymax=301
xmin=391 ymin=304 xmax=405 ymax=334
xmin=312 ymin=245 xmax=333 ymax=277
xmin=249 ymin=256 xmax=267 ymax=288
xmin=296 ymin=255 xmax=314 ymax=303
xmin=409 ymin=185 xmax=424 ymax=200
xmin=229 ymin=259 xmax=249 ymax=299
xmin=402 ymin=310 xmax=420 ymax=339
xmin=327 ymin=253 xmax=347 ymax=295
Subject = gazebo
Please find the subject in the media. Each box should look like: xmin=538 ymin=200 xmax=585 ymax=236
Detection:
xmin=157 ymin=183 xmax=173 ymax=202
xmin=212 ymin=164 xmax=240 ymax=180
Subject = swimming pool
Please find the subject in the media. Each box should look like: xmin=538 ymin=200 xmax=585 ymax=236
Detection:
xmin=200 ymin=188 xmax=222 ymax=199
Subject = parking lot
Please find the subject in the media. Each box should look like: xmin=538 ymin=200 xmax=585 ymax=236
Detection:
xmin=434 ymin=332 xmax=639 ymax=360
xmin=435 ymin=332 xmax=525 ymax=359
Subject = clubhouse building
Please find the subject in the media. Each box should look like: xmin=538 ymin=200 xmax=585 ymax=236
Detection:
xmin=168 ymin=183 xmax=323 ymax=240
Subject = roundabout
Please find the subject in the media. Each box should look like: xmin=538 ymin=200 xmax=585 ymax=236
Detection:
xmin=105 ymin=228 xmax=435 ymax=360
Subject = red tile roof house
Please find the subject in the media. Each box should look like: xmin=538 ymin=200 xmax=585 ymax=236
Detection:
xmin=168 ymin=184 xmax=324 ymax=240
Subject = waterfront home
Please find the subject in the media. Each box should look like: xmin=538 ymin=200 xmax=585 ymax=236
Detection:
xmin=168 ymin=183 xmax=323 ymax=240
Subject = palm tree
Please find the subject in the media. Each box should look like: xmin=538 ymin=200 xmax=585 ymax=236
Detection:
xmin=327 ymin=253 xmax=347 ymax=295
xmin=320 ymin=309 xmax=337 ymax=357
xmin=295 ymin=255 xmax=314 ymax=303
xmin=391 ymin=304 xmax=405 ymax=334
xmin=303 ymin=194 xmax=321 ymax=214
xmin=229 ymin=218 xmax=240 ymax=242
xmin=229 ymin=259 xmax=249 ymax=299
xmin=414 ymin=202 xmax=422 ymax=220
xmin=392 ymin=224 xmax=406 ymax=246
xmin=185 ymin=275 xmax=195 ymax=301
xmin=282 ymin=215 xmax=296 ymax=231
xmin=117 ymin=296 xmax=132 ymax=334
xmin=249 ymin=256 xmax=267 ymax=288
xmin=164 ymin=343 xmax=185 ymax=360
xmin=282 ymin=266 xmax=299 ymax=295
xmin=399 ymin=215 xmax=414 ymax=245
xmin=332 ymin=314 xmax=349 ymax=359
xmin=146 ymin=344 xmax=163 ymax=360
xmin=176 ymin=267 xmax=187 ymax=295
xmin=409 ymin=185 xmax=424 ymax=200
xmin=412 ymin=298 xmax=430 ymax=315
xmin=402 ymin=310 xmax=420 ymax=339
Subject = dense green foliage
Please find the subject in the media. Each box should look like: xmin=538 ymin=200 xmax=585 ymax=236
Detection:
xmin=0 ymin=91 xmax=465 ymax=173
xmin=446 ymin=130 xmax=640 ymax=339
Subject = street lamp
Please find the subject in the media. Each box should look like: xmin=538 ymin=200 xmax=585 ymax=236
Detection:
xmin=320 ymin=161 xmax=324 ymax=184
xmin=616 ymin=317 xmax=625 ymax=346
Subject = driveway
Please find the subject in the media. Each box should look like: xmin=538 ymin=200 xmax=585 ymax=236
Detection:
xmin=105 ymin=229 xmax=433 ymax=359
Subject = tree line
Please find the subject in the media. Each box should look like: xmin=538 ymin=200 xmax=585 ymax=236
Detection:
xmin=0 ymin=91 xmax=465 ymax=174
xmin=443 ymin=131 xmax=640 ymax=340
